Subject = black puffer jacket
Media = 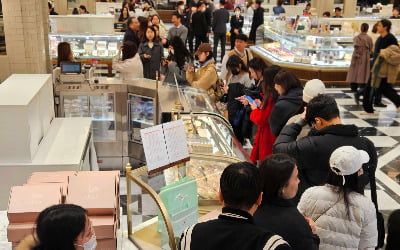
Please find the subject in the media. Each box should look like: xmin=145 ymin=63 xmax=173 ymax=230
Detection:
xmin=254 ymin=196 xmax=320 ymax=250
xmin=273 ymin=123 xmax=377 ymax=197
xmin=269 ymin=87 xmax=303 ymax=136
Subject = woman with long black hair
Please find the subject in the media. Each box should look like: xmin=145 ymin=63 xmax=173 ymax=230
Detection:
xmin=161 ymin=36 xmax=193 ymax=85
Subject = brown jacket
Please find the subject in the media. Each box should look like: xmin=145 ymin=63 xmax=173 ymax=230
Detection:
xmin=346 ymin=33 xmax=373 ymax=84
xmin=186 ymin=59 xmax=218 ymax=98
xmin=371 ymin=45 xmax=400 ymax=87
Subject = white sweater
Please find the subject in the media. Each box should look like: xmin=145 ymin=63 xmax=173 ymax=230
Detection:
xmin=112 ymin=53 xmax=143 ymax=80
xmin=298 ymin=185 xmax=377 ymax=250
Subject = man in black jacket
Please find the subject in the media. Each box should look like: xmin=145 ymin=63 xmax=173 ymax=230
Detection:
xmin=212 ymin=0 xmax=229 ymax=61
xmin=273 ymin=94 xmax=377 ymax=199
xmin=192 ymin=2 xmax=209 ymax=51
xmin=180 ymin=162 xmax=291 ymax=250
xmin=249 ymin=0 xmax=264 ymax=42
xmin=123 ymin=17 xmax=140 ymax=48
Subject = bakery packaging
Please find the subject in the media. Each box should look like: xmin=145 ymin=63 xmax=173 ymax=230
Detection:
xmin=7 ymin=185 xmax=62 ymax=223
xmin=7 ymin=222 xmax=35 ymax=242
xmin=89 ymin=216 xmax=116 ymax=239
xmin=66 ymin=176 xmax=117 ymax=215
xmin=97 ymin=238 xmax=117 ymax=250
xmin=27 ymin=171 xmax=77 ymax=184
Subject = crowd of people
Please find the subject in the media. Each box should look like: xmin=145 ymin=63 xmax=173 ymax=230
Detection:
xmin=49 ymin=2 xmax=400 ymax=248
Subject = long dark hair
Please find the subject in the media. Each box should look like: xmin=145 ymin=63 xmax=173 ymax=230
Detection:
xmin=260 ymin=65 xmax=280 ymax=109
xmin=169 ymin=36 xmax=192 ymax=68
xmin=33 ymin=204 xmax=87 ymax=250
xmin=143 ymin=26 xmax=159 ymax=43
xmin=226 ymin=54 xmax=248 ymax=73
xmin=57 ymin=42 xmax=73 ymax=67
xmin=119 ymin=7 xmax=130 ymax=21
xmin=326 ymin=170 xmax=363 ymax=218
xmin=122 ymin=40 xmax=138 ymax=60
xmin=138 ymin=16 xmax=149 ymax=42
xmin=259 ymin=154 xmax=297 ymax=199
xmin=274 ymin=70 xmax=302 ymax=95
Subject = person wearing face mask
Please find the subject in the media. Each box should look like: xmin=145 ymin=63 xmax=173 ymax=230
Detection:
xmin=230 ymin=7 xmax=244 ymax=50
xmin=220 ymin=34 xmax=253 ymax=83
xmin=191 ymin=2 xmax=209 ymax=51
xmin=249 ymin=0 xmax=264 ymax=42
xmin=254 ymin=154 xmax=320 ymax=250
xmin=298 ymin=146 xmax=377 ymax=249
xmin=17 ymin=204 xmax=97 ymax=250
xmin=186 ymin=43 xmax=219 ymax=99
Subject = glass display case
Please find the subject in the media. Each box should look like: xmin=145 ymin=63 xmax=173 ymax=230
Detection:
xmin=128 ymin=94 xmax=156 ymax=143
xmin=126 ymin=153 xmax=243 ymax=249
xmin=253 ymin=16 xmax=400 ymax=70
xmin=49 ymin=33 xmax=123 ymax=61
xmin=254 ymin=16 xmax=355 ymax=69
xmin=61 ymin=93 xmax=116 ymax=142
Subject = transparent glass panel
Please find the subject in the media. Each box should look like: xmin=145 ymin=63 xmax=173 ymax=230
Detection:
xmin=180 ymin=87 xmax=218 ymax=113
xmin=90 ymin=94 xmax=116 ymax=141
xmin=63 ymin=96 xmax=89 ymax=117
xmin=129 ymin=94 xmax=155 ymax=142
xmin=127 ymin=173 xmax=167 ymax=249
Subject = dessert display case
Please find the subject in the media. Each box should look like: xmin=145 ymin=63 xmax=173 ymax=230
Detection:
xmin=251 ymin=16 xmax=400 ymax=84
xmin=54 ymin=80 xmax=127 ymax=170
xmin=49 ymin=33 xmax=123 ymax=60
xmin=49 ymin=15 xmax=124 ymax=76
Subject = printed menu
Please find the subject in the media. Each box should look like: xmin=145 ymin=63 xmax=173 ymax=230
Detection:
xmin=141 ymin=120 xmax=189 ymax=174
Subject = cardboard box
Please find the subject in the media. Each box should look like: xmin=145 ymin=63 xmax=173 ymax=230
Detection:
xmin=89 ymin=216 xmax=116 ymax=239
xmin=97 ymin=238 xmax=117 ymax=250
xmin=7 ymin=222 xmax=35 ymax=242
xmin=8 ymin=185 xmax=62 ymax=223
xmin=27 ymin=171 xmax=77 ymax=184
xmin=66 ymin=176 xmax=117 ymax=215
xmin=23 ymin=183 xmax=68 ymax=203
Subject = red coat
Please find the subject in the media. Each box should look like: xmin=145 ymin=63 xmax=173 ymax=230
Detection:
xmin=250 ymin=97 xmax=276 ymax=163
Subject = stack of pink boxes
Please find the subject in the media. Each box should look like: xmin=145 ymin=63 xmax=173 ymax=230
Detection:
xmin=7 ymin=184 xmax=63 ymax=248
xmin=6 ymin=171 xmax=120 ymax=250
xmin=67 ymin=171 xmax=120 ymax=250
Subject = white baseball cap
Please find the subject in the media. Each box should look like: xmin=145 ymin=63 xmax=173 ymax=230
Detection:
xmin=303 ymin=79 xmax=326 ymax=103
xmin=329 ymin=146 xmax=369 ymax=184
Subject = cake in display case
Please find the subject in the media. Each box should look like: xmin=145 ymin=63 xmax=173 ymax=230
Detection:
xmin=49 ymin=34 xmax=123 ymax=60
xmin=253 ymin=16 xmax=400 ymax=68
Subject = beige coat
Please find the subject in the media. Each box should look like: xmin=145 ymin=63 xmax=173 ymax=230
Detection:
xmin=346 ymin=33 xmax=373 ymax=84
xmin=376 ymin=45 xmax=400 ymax=84
xmin=186 ymin=59 xmax=218 ymax=98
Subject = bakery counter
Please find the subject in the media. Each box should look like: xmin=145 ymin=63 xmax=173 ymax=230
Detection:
xmin=251 ymin=46 xmax=349 ymax=86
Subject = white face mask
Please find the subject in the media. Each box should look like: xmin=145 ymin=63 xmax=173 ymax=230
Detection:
xmin=75 ymin=235 xmax=97 ymax=250
xmin=235 ymin=11 xmax=240 ymax=16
